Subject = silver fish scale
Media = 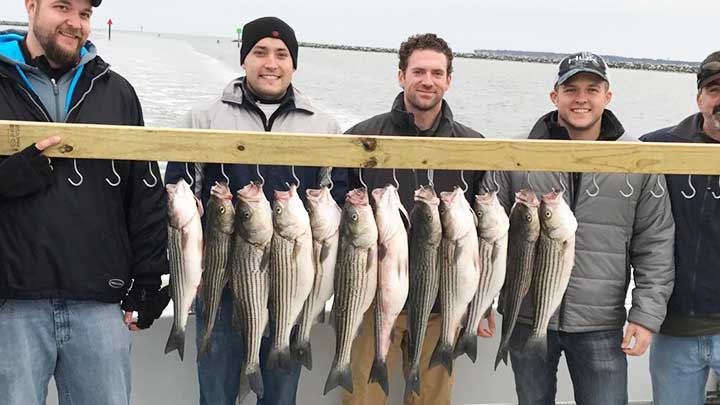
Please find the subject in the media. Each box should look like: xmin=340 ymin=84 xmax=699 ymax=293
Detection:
xmin=230 ymin=238 xmax=269 ymax=378
xmin=168 ymin=226 xmax=186 ymax=335
xmin=531 ymin=232 xmax=567 ymax=337
xmin=332 ymin=243 xmax=374 ymax=368
xmin=437 ymin=239 xmax=458 ymax=350
xmin=269 ymin=235 xmax=298 ymax=354
xmin=496 ymin=223 xmax=537 ymax=366
xmin=199 ymin=231 xmax=232 ymax=354
xmin=297 ymin=239 xmax=328 ymax=347
xmin=463 ymin=240 xmax=494 ymax=338
xmin=406 ymin=229 xmax=441 ymax=391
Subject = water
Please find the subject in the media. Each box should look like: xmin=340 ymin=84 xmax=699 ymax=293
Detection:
xmin=95 ymin=30 xmax=699 ymax=139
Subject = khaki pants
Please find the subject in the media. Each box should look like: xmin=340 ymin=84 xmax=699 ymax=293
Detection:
xmin=342 ymin=310 xmax=454 ymax=405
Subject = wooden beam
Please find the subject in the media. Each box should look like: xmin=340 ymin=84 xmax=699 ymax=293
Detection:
xmin=1 ymin=120 xmax=719 ymax=174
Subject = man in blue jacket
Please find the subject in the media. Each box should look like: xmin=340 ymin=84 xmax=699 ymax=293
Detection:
xmin=0 ymin=1 xmax=169 ymax=404
xmin=164 ymin=16 xmax=347 ymax=405
xmin=641 ymin=50 xmax=720 ymax=405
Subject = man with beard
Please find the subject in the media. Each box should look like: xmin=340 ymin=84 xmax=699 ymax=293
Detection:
xmin=641 ymin=51 xmax=720 ymax=405
xmin=486 ymin=52 xmax=675 ymax=405
xmin=0 ymin=0 xmax=169 ymax=404
xmin=165 ymin=16 xmax=346 ymax=405
xmin=342 ymin=33 xmax=487 ymax=405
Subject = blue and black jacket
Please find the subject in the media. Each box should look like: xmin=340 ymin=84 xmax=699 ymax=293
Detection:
xmin=641 ymin=113 xmax=720 ymax=318
xmin=0 ymin=31 xmax=168 ymax=303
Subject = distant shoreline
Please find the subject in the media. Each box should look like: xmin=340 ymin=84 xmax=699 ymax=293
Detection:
xmin=296 ymin=42 xmax=698 ymax=74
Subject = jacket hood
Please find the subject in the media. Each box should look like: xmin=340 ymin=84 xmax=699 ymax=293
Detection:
xmin=528 ymin=109 xmax=626 ymax=141
xmin=220 ymin=76 xmax=316 ymax=114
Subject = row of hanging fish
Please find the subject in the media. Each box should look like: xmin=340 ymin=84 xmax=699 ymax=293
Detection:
xmin=163 ymin=177 xmax=579 ymax=400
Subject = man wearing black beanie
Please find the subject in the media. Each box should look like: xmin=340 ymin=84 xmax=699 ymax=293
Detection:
xmin=165 ymin=16 xmax=347 ymax=405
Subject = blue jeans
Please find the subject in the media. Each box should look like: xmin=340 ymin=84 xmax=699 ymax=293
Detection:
xmin=196 ymin=287 xmax=301 ymax=405
xmin=508 ymin=323 xmax=628 ymax=405
xmin=0 ymin=299 xmax=131 ymax=405
xmin=650 ymin=333 xmax=720 ymax=405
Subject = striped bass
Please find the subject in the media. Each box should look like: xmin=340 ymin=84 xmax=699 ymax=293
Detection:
xmin=165 ymin=179 xmax=203 ymax=361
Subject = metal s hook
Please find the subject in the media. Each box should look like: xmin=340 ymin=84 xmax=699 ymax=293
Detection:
xmin=586 ymin=173 xmax=600 ymax=197
xmin=220 ymin=164 xmax=230 ymax=188
xmin=105 ymin=160 xmax=121 ymax=187
xmin=392 ymin=168 xmax=399 ymax=190
xmin=650 ymin=176 xmax=666 ymax=199
xmin=525 ymin=171 xmax=535 ymax=192
xmin=712 ymin=176 xmax=720 ymax=200
xmin=184 ymin=162 xmax=194 ymax=188
xmin=491 ymin=171 xmax=500 ymax=193
xmin=460 ymin=169 xmax=469 ymax=193
xmin=359 ymin=167 xmax=367 ymax=189
xmin=681 ymin=175 xmax=696 ymax=199
xmin=619 ymin=174 xmax=634 ymax=198
xmin=68 ymin=159 xmax=83 ymax=187
xmin=255 ymin=164 xmax=265 ymax=186
xmin=143 ymin=162 xmax=158 ymax=188
xmin=291 ymin=166 xmax=300 ymax=188
xmin=553 ymin=178 xmax=567 ymax=194
xmin=427 ymin=169 xmax=434 ymax=189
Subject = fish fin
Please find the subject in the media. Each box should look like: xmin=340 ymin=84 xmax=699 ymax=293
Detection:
xmin=368 ymin=356 xmax=390 ymax=396
xmin=399 ymin=203 xmax=411 ymax=232
xmin=523 ymin=331 xmax=548 ymax=360
xmin=378 ymin=243 xmax=387 ymax=262
xmin=429 ymin=342 xmax=454 ymax=375
xmin=164 ymin=324 xmax=186 ymax=361
xmin=291 ymin=339 xmax=313 ymax=370
xmin=194 ymin=195 xmax=204 ymax=217
xmin=320 ymin=240 xmax=332 ymax=263
xmin=404 ymin=365 xmax=421 ymax=400
xmin=245 ymin=364 xmax=264 ymax=399
xmin=366 ymin=246 xmax=378 ymax=275
xmin=324 ymin=361 xmax=353 ymax=395
xmin=454 ymin=332 xmax=478 ymax=363
xmin=317 ymin=308 xmax=326 ymax=325
xmin=259 ymin=245 xmax=271 ymax=271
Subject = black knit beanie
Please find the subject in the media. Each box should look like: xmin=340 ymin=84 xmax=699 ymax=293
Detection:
xmin=240 ymin=17 xmax=298 ymax=69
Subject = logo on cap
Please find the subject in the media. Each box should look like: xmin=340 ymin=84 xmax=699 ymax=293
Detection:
xmin=272 ymin=30 xmax=280 ymax=38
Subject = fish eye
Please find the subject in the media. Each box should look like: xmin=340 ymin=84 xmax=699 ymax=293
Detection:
xmin=275 ymin=207 xmax=282 ymax=214
xmin=525 ymin=214 xmax=532 ymax=222
xmin=244 ymin=212 xmax=251 ymax=219
xmin=220 ymin=207 xmax=226 ymax=214
xmin=476 ymin=211 xmax=483 ymax=217
xmin=426 ymin=214 xmax=432 ymax=221
xmin=351 ymin=213 xmax=358 ymax=221
xmin=544 ymin=210 xmax=552 ymax=218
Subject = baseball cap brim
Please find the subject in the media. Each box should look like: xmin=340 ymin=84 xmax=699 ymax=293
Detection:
xmin=92 ymin=0 xmax=102 ymax=6
xmin=699 ymin=72 xmax=720 ymax=89
xmin=556 ymin=67 xmax=609 ymax=86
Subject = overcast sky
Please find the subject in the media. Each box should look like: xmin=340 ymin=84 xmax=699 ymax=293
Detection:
xmin=4 ymin=0 xmax=718 ymax=61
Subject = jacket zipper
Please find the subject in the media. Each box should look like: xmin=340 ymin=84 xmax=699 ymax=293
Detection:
xmin=65 ymin=66 xmax=110 ymax=122
xmin=51 ymin=78 xmax=60 ymax=122
xmin=690 ymin=175 xmax=711 ymax=315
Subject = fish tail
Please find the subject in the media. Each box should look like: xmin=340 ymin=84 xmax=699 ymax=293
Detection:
xmin=523 ymin=331 xmax=548 ymax=360
xmin=453 ymin=332 xmax=478 ymax=363
xmin=245 ymin=364 xmax=264 ymax=399
xmin=164 ymin=323 xmax=186 ymax=361
xmin=266 ymin=346 xmax=293 ymax=370
xmin=494 ymin=342 xmax=509 ymax=370
xmin=368 ymin=356 xmax=389 ymax=396
xmin=324 ymin=361 xmax=353 ymax=395
xmin=291 ymin=338 xmax=313 ymax=370
xmin=404 ymin=364 xmax=421 ymax=400
xmin=429 ymin=342 xmax=454 ymax=375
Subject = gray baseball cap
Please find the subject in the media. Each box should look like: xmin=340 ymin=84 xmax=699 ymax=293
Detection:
xmin=556 ymin=52 xmax=610 ymax=86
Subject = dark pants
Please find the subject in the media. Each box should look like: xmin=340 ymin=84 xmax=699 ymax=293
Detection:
xmin=509 ymin=323 xmax=628 ymax=405
xmin=196 ymin=288 xmax=302 ymax=405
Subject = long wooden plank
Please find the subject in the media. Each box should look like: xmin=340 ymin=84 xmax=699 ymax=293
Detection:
xmin=1 ymin=120 xmax=720 ymax=174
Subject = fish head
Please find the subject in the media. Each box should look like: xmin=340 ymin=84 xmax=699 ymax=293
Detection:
xmin=439 ymin=186 xmax=476 ymax=240
xmin=539 ymin=191 xmax=578 ymax=241
xmin=410 ymin=186 xmax=441 ymax=244
xmin=306 ymin=186 xmax=342 ymax=240
xmin=509 ymin=189 xmax=540 ymax=242
xmin=474 ymin=191 xmax=509 ymax=242
xmin=235 ymin=182 xmax=273 ymax=244
xmin=207 ymin=182 xmax=235 ymax=235
xmin=341 ymin=187 xmax=378 ymax=248
xmin=371 ymin=184 xmax=408 ymax=238
xmin=272 ymin=184 xmax=310 ymax=238
xmin=166 ymin=179 xmax=200 ymax=229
